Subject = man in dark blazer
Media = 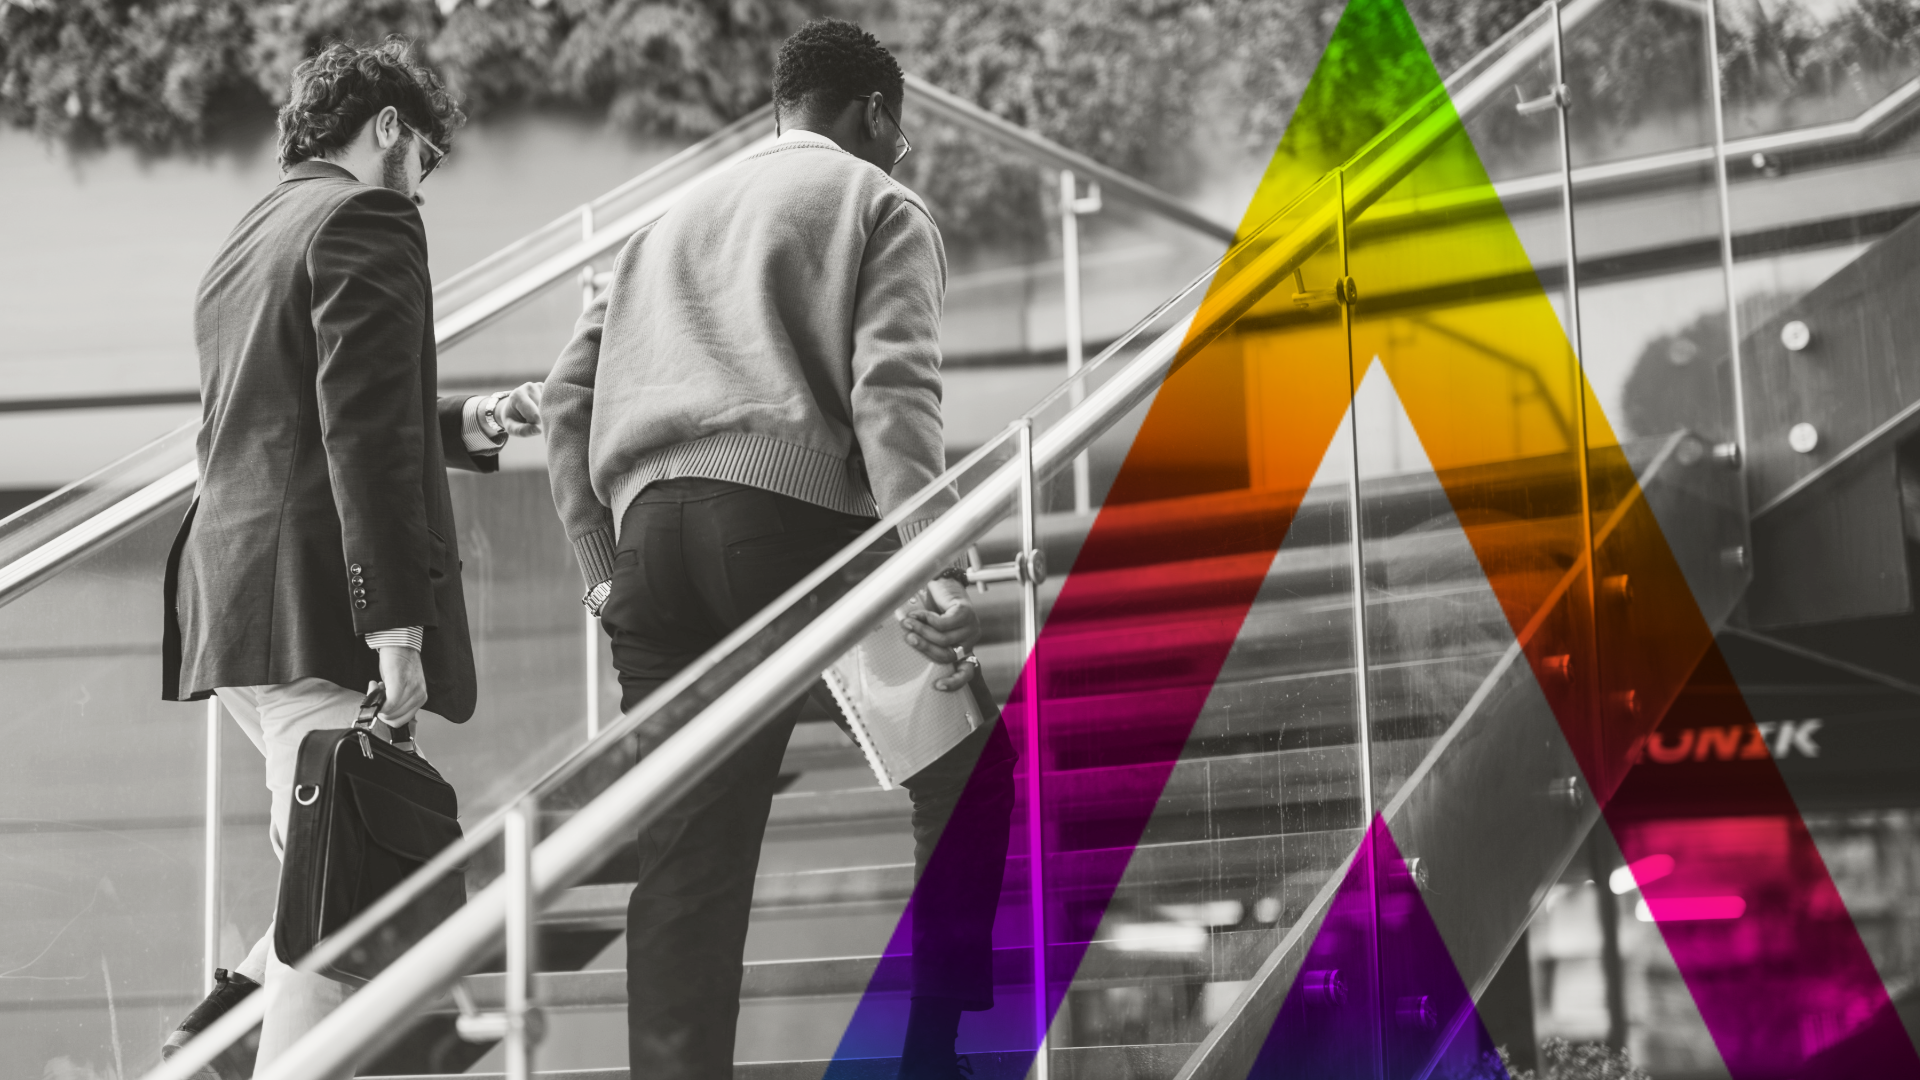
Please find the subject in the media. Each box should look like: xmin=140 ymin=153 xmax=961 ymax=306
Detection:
xmin=157 ymin=40 xmax=539 ymax=1076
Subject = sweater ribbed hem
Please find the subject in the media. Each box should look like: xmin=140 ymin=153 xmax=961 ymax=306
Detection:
xmin=897 ymin=516 xmax=967 ymax=570
xmin=571 ymin=528 xmax=618 ymax=591
xmin=609 ymin=433 xmax=878 ymax=539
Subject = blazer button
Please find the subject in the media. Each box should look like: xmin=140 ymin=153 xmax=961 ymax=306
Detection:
xmin=349 ymin=563 xmax=363 ymax=574
xmin=352 ymin=589 xmax=367 ymax=600
xmin=355 ymin=599 xmax=368 ymax=610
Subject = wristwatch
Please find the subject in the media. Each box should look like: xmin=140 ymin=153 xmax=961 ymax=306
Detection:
xmin=479 ymin=391 xmax=508 ymax=441
xmin=583 ymin=580 xmax=612 ymax=616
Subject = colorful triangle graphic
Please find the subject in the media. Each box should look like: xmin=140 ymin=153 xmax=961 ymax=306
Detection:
xmin=826 ymin=0 xmax=1920 ymax=1075
xmin=1247 ymin=818 xmax=1510 ymax=1080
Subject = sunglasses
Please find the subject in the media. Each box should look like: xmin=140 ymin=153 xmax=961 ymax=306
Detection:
xmin=874 ymin=95 xmax=911 ymax=167
xmin=400 ymin=120 xmax=447 ymax=183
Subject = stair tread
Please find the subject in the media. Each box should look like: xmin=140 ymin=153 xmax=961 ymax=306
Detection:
xmin=543 ymin=825 xmax=1355 ymax=929
xmin=379 ymin=1041 xmax=1198 ymax=1079
xmin=473 ymin=927 xmax=1277 ymax=1007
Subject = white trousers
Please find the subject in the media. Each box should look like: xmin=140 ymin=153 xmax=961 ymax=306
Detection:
xmin=217 ymin=677 xmax=363 ymax=1079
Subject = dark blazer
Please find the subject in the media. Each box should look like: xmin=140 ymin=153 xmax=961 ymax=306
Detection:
xmin=162 ymin=160 xmax=494 ymax=722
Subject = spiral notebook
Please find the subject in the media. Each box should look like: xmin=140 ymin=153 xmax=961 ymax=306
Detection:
xmin=822 ymin=593 xmax=986 ymax=789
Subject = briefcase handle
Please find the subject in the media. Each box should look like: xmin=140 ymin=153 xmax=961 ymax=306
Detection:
xmin=358 ymin=681 xmax=415 ymax=744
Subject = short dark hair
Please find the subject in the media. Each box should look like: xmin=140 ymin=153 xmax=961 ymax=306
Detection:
xmin=772 ymin=19 xmax=904 ymax=122
xmin=276 ymin=37 xmax=463 ymax=171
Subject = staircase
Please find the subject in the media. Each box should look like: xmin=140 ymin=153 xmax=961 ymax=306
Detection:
xmin=353 ymin=439 xmax=1728 ymax=1079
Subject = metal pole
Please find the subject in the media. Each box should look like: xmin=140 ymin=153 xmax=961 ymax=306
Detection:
xmin=1058 ymin=170 xmax=1099 ymax=516
xmin=503 ymin=800 xmax=536 ymax=1080
xmin=203 ymin=698 xmax=224 ymax=991
xmin=1705 ymin=0 xmax=1751 ymax=495
xmin=1546 ymin=0 xmax=1606 ymax=784
xmin=1334 ymin=168 xmax=1383 ymax=1080
xmin=585 ymin=610 xmax=602 ymax=740
xmin=580 ymin=261 xmax=603 ymax=740
xmin=1017 ymin=418 xmax=1051 ymax=1080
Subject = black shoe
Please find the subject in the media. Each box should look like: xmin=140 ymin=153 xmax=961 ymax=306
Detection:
xmin=162 ymin=969 xmax=260 ymax=1076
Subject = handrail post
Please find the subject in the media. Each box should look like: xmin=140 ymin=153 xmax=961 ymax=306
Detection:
xmin=203 ymin=698 xmax=223 ymax=991
xmin=580 ymin=263 xmax=604 ymax=740
xmin=1332 ymin=167 xmax=1383 ymax=1080
xmin=1016 ymin=417 xmax=1052 ymax=1079
xmin=1539 ymin=0 xmax=1609 ymax=806
xmin=1705 ymin=0 xmax=1752 ymax=501
xmin=503 ymin=799 xmax=537 ymax=1080
xmin=1058 ymin=170 xmax=1102 ymax=516
xmin=454 ymin=798 xmax=542 ymax=1078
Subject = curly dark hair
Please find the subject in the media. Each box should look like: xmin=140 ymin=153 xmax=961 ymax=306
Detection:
xmin=276 ymin=37 xmax=463 ymax=171
xmin=772 ymin=19 xmax=903 ymax=123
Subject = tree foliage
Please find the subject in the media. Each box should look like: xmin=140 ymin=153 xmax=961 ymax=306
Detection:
xmin=0 ymin=0 xmax=265 ymax=152
xmin=894 ymin=0 xmax=1215 ymax=249
xmin=7 ymin=0 xmax=1920 ymax=242
xmin=0 ymin=0 xmax=825 ymax=153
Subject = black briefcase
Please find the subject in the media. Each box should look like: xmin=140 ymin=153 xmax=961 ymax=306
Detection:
xmin=275 ymin=682 xmax=466 ymax=983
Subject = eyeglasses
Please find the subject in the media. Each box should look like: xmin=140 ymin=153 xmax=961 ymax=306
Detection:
xmin=401 ymin=121 xmax=447 ymax=183
xmin=874 ymin=95 xmax=911 ymax=167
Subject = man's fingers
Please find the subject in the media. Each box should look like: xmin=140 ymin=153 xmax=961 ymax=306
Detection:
xmin=903 ymin=630 xmax=956 ymax=664
xmin=932 ymin=659 xmax=977 ymax=693
xmin=908 ymin=607 xmax=970 ymax=631
xmin=903 ymin=621 xmax=967 ymax=648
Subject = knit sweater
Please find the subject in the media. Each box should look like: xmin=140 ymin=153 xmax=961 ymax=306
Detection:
xmin=544 ymin=131 xmax=954 ymax=589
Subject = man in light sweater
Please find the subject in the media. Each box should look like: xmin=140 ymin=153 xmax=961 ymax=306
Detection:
xmin=543 ymin=19 xmax=1015 ymax=1080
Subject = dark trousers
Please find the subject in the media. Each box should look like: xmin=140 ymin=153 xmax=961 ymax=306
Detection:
xmin=602 ymin=478 xmax=1016 ymax=1079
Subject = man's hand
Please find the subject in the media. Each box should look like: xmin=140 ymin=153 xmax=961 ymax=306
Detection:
xmin=900 ymin=577 xmax=982 ymax=693
xmin=500 ymin=381 xmax=543 ymax=437
xmin=377 ymin=645 xmax=428 ymax=725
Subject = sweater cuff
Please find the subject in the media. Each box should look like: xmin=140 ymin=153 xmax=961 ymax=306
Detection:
xmin=572 ymin=528 xmax=619 ymax=591
xmin=365 ymin=626 xmax=424 ymax=651
xmin=898 ymin=518 xmax=966 ymax=570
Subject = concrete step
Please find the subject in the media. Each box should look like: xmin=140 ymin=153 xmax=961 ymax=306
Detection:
xmin=381 ymin=1041 xmax=1197 ymax=1079
xmin=462 ymin=929 xmax=1275 ymax=1009
xmin=540 ymin=826 xmax=1355 ymax=932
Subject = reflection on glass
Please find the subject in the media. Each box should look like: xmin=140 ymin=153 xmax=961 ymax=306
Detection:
xmin=0 ymin=508 xmax=211 ymax=1078
xmin=1002 ymin=172 xmax=1370 ymax=1066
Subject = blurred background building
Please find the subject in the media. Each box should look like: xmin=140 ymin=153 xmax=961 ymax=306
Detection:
xmin=3 ymin=0 xmax=1919 ymax=1078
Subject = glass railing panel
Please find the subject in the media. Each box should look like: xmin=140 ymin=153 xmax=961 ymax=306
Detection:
xmin=1719 ymin=0 xmax=1920 ymax=537
xmin=166 ymin=423 xmax=1037 ymax=1077
xmin=1344 ymin=21 xmax=1607 ymax=1072
xmin=1561 ymin=0 xmax=1751 ymax=791
xmin=0 ymin=422 xmax=196 ymax=569
xmin=1348 ymin=0 xmax=1592 ymax=822
xmin=0 ymin=492 xmax=223 ymax=1079
xmin=1011 ymin=175 xmax=1370 ymax=1068
xmin=0 ymin=455 xmax=617 ymax=1080
xmin=1719 ymin=0 xmax=1920 ymax=139
xmin=1563 ymin=0 xmax=1735 ymax=520
xmin=433 ymin=468 xmax=602 ymax=819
